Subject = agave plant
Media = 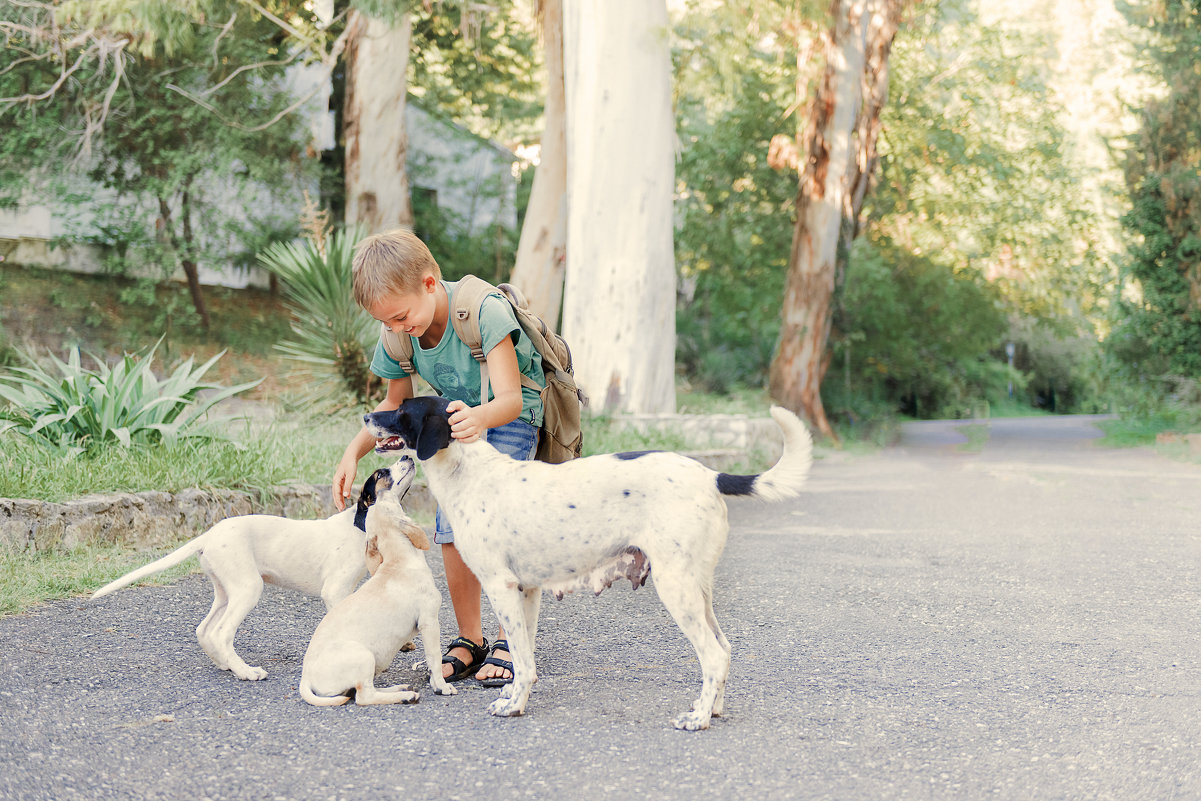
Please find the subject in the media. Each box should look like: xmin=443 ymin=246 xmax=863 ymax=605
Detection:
xmin=257 ymin=225 xmax=380 ymax=408
xmin=0 ymin=340 xmax=261 ymax=455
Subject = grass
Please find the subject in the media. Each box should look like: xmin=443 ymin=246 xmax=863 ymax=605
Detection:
xmin=0 ymin=540 xmax=198 ymax=616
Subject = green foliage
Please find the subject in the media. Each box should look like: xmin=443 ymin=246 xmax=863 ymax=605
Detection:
xmin=409 ymin=2 xmax=543 ymax=143
xmin=0 ymin=0 xmax=317 ymax=304
xmin=673 ymin=9 xmax=800 ymax=393
xmin=876 ymin=0 xmax=1108 ymax=323
xmin=1110 ymin=0 xmax=1201 ymax=380
xmin=0 ymin=340 xmax=260 ymax=454
xmin=823 ymin=241 xmax=1010 ymax=421
xmin=1007 ymin=317 xmax=1107 ymax=413
xmin=257 ymin=226 xmax=380 ymax=407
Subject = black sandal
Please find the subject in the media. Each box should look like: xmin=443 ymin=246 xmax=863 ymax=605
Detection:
xmin=478 ymin=639 xmax=514 ymax=688
xmin=442 ymin=635 xmax=488 ymax=682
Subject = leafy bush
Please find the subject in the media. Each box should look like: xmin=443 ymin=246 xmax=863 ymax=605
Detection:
xmin=257 ymin=226 xmax=380 ymax=408
xmin=824 ymin=241 xmax=1011 ymax=420
xmin=0 ymin=340 xmax=260 ymax=455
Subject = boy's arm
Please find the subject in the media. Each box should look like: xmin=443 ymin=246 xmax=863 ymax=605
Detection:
xmin=332 ymin=376 xmax=414 ymax=510
xmin=446 ymin=336 xmax=523 ymax=442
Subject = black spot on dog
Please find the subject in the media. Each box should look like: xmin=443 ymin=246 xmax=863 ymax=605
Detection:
xmin=615 ymin=450 xmax=659 ymax=461
xmin=622 ymin=490 xmax=631 ymax=497
xmin=567 ymin=503 xmax=576 ymax=509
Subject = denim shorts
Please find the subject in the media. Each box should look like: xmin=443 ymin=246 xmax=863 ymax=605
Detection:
xmin=434 ymin=418 xmax=538 ymax=545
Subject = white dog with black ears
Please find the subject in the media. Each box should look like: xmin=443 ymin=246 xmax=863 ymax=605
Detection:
xmin=364 ymin=395 xmax=812 ymax=730
xmin=91 ymin=458 xmax=416 ymax=681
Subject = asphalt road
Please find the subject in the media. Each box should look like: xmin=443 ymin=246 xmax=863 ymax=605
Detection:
xmin=3 ymin=415 xmax=1201 ymax=801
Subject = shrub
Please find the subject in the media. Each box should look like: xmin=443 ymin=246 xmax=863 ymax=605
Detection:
xmin=257 ymin=226 xmax=380 ymax=409
xmin=0 ymin=340 xmax=260 ymax=455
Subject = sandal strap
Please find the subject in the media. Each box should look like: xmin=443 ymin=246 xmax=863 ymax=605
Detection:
xmin=444 ymin=635 xmax=488 ymax=663
xmin=490 ymin=639 xmax=509 ymax=654
xmin=482 ymin=655 xmax=514 ymax=672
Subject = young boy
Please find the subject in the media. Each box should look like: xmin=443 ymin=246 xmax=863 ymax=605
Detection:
xmin=332 ymin=229 xmax=545 ymax=686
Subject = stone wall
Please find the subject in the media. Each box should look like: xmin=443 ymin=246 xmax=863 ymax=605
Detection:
xmin=1 ymin=483 xmax=436 ymax=553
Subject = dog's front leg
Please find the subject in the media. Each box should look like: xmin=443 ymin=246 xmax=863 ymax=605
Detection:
xmin=418 ymin=602 xmax=457 ymax=697
xmin=480 ymin=581 xmax=536 ymax=717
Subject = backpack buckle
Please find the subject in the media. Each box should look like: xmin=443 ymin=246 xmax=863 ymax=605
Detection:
xmin=456 ymin=309 xmax=470 ymax=321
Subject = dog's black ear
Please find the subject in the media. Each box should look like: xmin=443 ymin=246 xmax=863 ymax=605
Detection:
xmin=416 ymin=411 xmax=451 ymax=460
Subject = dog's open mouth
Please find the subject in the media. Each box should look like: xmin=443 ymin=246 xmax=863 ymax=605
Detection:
xmin=374 ymin=436 xmax=405 ymax=453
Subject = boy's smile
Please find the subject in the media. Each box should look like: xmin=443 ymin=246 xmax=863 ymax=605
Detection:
xmin=368 ymin=275 xmax=447 ymax=348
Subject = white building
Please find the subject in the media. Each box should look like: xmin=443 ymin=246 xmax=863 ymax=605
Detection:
xmin=0 ymin=92 xmax=518 ymax=289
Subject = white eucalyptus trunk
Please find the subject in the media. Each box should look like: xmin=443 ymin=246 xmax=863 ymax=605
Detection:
xmin=560 ymin=0 xmax=677 ymax=414
xmin=509 ymin=0 xmax=568 ymax=327
xmin=343 ymin=10 xmax=413 ymax=234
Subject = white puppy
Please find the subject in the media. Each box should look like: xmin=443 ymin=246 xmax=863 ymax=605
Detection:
xmin=299 ymin=488 xmax=455 ymax=706
xmin=364 ymin=397 xmax=812 ymax=730
xmin=91 ymin=458 xmax=415 ymax=680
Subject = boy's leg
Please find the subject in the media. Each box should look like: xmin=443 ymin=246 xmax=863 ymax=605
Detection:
xmin=441 ymin=542 xmax=487 ymax=680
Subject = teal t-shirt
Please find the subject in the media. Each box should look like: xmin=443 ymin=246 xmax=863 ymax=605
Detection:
xmin=369 ymin=280 xmax=545 ymax=427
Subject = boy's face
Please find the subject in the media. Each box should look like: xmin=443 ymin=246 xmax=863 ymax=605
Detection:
xmin=368 ymin=274 xmax=439 ymax=338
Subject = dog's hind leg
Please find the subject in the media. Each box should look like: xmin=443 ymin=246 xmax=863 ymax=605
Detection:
xmin=521 ymin=587 xmax=542 ymax=652
xmin=200 ymin=555 xmax=267 ymax=680
xmin=652 ymin=571 xmax=731 ymax=731
xmin=195 ymin=580 xmax=229 ymax=669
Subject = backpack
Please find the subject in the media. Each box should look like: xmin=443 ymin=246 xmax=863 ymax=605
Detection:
xmin=378 ymin=275 xmax=586 ymax=464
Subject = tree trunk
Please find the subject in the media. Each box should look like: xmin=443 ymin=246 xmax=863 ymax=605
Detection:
xmin=768 ymin=0 xmax=875 ymax=441
xmin=508 ymin=0 xmax=568 ymax=327
xmin=157 ymin=186 xmax=211 ymax=331
xmin=343 ymin=9 xmax=413 ymax=234
xmin=560 ymin=0 xmax=676 ymax=414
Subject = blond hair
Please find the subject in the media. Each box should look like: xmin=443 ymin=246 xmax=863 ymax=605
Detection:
xmin=351 ymin=228 xmax=442 ymax=308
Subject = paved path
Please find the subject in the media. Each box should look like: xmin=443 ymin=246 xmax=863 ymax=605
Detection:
xmin=3 ymin=416 xmax=1201 ymax=800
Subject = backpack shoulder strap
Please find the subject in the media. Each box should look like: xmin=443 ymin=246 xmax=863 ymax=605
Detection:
xmin=448 ymin=275 xmax=494 ymax=364
xmin=449 ymin=275 xmax=497 ymax=402
xmin=379 ymin=323 xmax=418 ymax=376
xmin=449 ymin=275 xmax=544 ymax=401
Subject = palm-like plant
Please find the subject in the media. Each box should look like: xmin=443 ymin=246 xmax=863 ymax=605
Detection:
xmin=0 ymin=340 xmax=260 ymax=455
xmin=258 ymin=225 xmax=380 ymax=408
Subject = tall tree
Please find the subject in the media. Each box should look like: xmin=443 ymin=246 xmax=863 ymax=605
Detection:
xmin=560 ymin=0 xmax=677 ymax=414
xmin=1112 ymin=0 xmax=1201 ymax=379
xmin=342 ymin=6 xmax=413 ymax=233
xmin=508 ymin=0 xmax=567 ymax=325
xmin=768 ymin=0 xmax=903 ymax=439
xmin=0 ymin=0 xmax=315 ymax=329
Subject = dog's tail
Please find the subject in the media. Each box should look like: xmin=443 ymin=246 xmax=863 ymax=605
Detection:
xmin=89 ymin=526 xmax=213 ymax=600
xmin=299 ymin=674 xmax=351 ymax=707
xmin=715 ymin=406 xmax=813 ymax=502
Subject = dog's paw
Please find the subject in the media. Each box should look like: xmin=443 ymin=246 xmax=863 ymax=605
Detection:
xmin=671 ymin=709 xmax=712 ymax=731
xmin=430 ymin=681 xmax=458 ymax=696
xmin=487 ymin=696 xmax=525 ymax=718
xmin=234 ymin=666 xmax=268 ymax=681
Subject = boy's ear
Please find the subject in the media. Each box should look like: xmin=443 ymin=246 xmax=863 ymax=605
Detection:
xmin=416 ymin=412 xmax=451 ymax=460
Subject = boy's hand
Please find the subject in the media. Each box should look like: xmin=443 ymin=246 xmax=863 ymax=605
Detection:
xmin=332 ymin=457 xmax=357 ymax=511
xmin=446 ymin=400 xmax=484 ymax=443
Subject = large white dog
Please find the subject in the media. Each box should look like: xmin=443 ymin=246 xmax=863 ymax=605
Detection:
xmin=365 ymin=396 xmax=812 ymax=730
xmin=299 ymin=488 xmax=455 ymax=706
xmin=91 ymin=458 xmax=415 ymax=680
